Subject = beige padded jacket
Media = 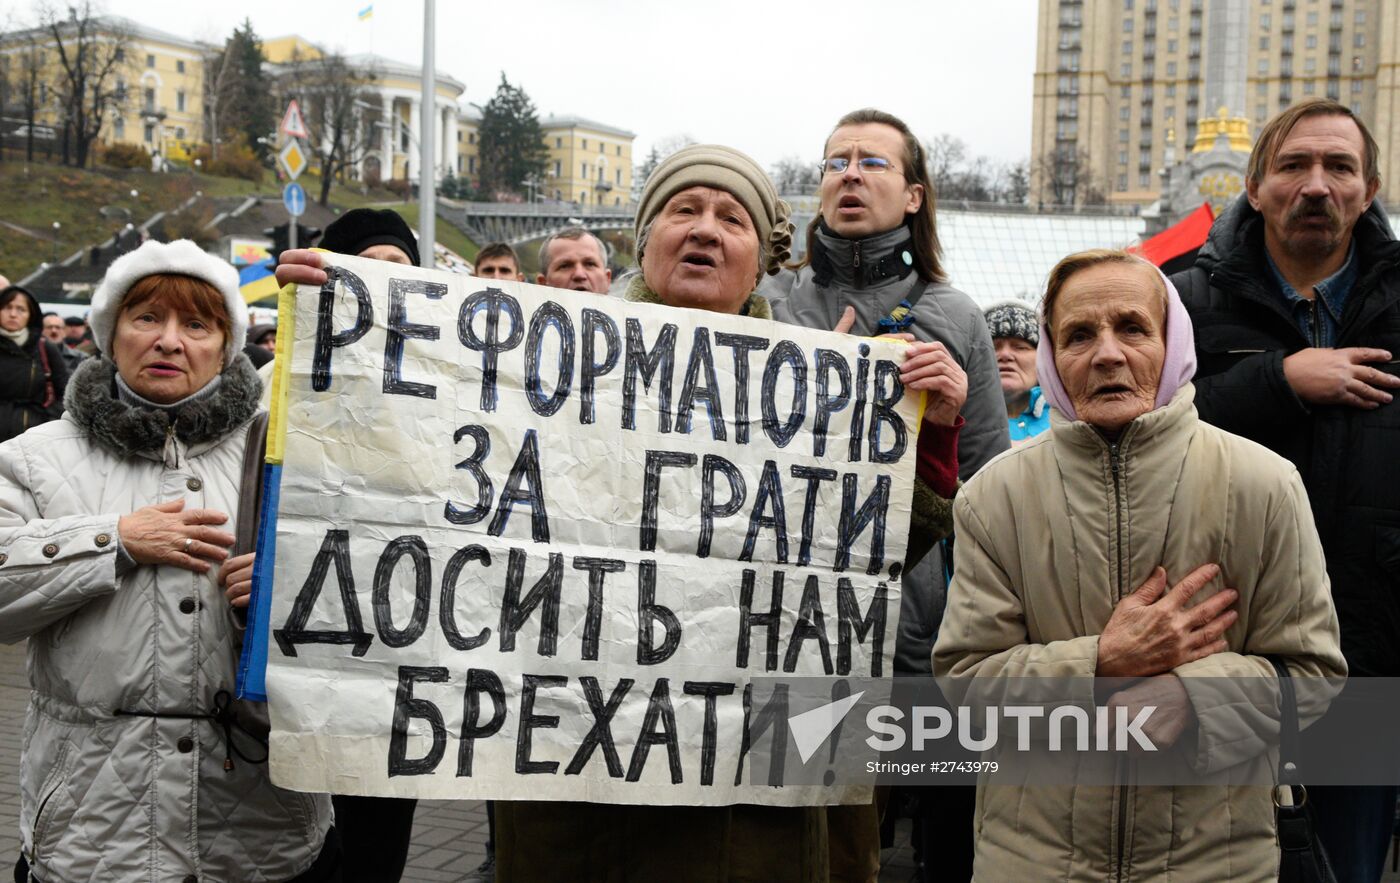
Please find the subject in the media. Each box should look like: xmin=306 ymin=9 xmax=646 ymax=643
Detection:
xmin=933 ymin=384 xmax=1346 ymax=882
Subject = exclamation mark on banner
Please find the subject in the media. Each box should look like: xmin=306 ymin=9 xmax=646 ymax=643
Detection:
xmin=824 ymin=680 xmax=853 ymax=786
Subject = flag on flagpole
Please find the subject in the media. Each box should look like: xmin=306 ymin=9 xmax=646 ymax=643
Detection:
xmin=358 ymin=4 xmax=373 ymax=20
xmin=1130 ymin=202 xmax=1215 ymax=275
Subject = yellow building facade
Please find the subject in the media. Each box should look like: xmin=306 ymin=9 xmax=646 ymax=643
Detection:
xmin=541 ymin=116 xmax=635 ymax=208
xmin=456 ymin=104 xmax=481 ymax=183
xmin=0 ymin=16 xmax=206 ymax=163
xmin=263 ymin=35 xmax=466 ymax=185
xmin=455 ymin=111 xmax=636 ymax=207
xmin=111 ymin=22 xmax=206 ymax=163
xmin=3 ymin=17 xmax=634 ymax=202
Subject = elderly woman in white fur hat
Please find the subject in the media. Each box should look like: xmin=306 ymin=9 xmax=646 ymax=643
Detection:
xmin=0 ymin=240 xmax=338 ymax=882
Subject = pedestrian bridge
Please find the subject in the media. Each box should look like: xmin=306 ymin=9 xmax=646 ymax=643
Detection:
xmin=443 ymin=198 xmax=824 ymax=257
xmin=447 ymin=202 xmax=637 ymax=247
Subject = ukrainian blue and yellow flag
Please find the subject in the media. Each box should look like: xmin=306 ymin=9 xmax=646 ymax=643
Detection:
xmin=238 ymin=260 xmax=280 ymax=304
xmin=357 ymin=4 xmax=373 ymax=21
xmin=236 ymin=280 xmax=298 ymax=701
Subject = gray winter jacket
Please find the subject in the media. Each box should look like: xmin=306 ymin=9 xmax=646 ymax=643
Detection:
xmin=763 ymin=224 xmax=1010 ymax=673
xmin=0 ymin=356 xmax=331 ymax=882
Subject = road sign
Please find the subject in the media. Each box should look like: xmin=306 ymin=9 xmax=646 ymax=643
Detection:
xmin=279 ymin=100 xmax=309 ymax=140
xmin=283 ymin=182 xmax=306 ymax=218
xmin=279 ymin=140 xmax=308 ymax=180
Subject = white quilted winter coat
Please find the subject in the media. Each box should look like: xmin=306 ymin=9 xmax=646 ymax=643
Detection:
xmin=0 ymin=356 xmax=330 ymax=882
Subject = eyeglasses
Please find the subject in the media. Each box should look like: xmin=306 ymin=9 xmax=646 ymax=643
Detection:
xmin=820 ymin=156 xmax=899 ymax=175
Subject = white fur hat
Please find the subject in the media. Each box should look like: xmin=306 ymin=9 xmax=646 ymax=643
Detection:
xmin=90 ymin=239 xmax=246 ymax=360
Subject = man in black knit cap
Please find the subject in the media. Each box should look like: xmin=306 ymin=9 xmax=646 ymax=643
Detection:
xmin=319 ymin=208 xmax=421 ymax=267
xmin=300 ymin=207 xmax=423 ymax=882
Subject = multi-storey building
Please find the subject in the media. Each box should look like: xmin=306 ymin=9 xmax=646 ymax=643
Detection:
xmin=2 ymin=17 xmax=635 ymax=203
xmin=1032 ymin=0 xmax=1400 ymax=207
xmin=456 ymin=104 xmax=482 ymax=183
xmin=110 ymin=20 xmax=206 ymax=161
xmin=539 ymin=116 xmax=635 ymax=208
xmin=262 ymin=36 xmax=465 ymax=186
xmin=455 ymin=111 xmax=635 ymax=207
xmin=0 ymin=16 xmax=206 ymax=162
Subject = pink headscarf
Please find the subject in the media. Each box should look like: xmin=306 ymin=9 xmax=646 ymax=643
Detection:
xmin=1035 ymin=258 xmax=1196 ymax=422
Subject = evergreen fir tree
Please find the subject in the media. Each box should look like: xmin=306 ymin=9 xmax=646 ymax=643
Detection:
xmin=477 ymin=73 xmax=548 ymax=199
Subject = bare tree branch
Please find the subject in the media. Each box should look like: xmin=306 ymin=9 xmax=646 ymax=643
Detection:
xmin=1032 ymin=146 xmax=1106 ymax=207
xmin=277 ymin=51 xmax=379 ymax=206
xmin=770 ymin=154 xmax=818 ymax=196
xmin=38 ymin=0 xmax=131 ymax=168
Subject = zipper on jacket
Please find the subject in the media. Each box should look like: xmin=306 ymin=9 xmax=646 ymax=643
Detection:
xmin=31 ymin=785 xmax=58 ymax=851
xmin=852 ymin=240 xmax=862 ymax=270
xmin=1109 ymin=443 xmax=1124 ymax=597
xmin=1115 ymin=756 xmax=1129 ymax=881
xmin=1108 ymin=439 xmax=1128 ymax=880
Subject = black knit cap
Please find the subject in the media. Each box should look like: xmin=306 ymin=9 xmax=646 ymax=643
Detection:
xmin=320 ymin=209 xmax=420 ymax=266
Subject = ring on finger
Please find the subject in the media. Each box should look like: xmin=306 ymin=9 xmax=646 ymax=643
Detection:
xmin=184 ymin=537 xmax=193 ymax=554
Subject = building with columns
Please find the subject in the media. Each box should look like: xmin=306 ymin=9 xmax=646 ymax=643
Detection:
xmin=2 ymin=15 xmax=635 ymax=202
xmin=262 ymin=36 xmax=464 ymax=187
xmin=1032 ymin=0 xmax=1400 ymax=208
xmin=349 ymin=53 xmax=464 ymax=185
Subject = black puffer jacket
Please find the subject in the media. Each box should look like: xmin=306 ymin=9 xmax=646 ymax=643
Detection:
xmin=0 ymin=288 xmax=69 ymax=443
xmin=1172 ymin=195 xmax=1400 ymax=676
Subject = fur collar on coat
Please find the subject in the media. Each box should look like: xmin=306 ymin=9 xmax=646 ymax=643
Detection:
xmin=63 ymin=354 xmax=262 ymax=459
xmin=621 ymin=273 xmax=772 ymax=320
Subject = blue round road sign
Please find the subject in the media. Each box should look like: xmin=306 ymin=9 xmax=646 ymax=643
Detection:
xmin=283 ymin=182 xmax=306 ymax=217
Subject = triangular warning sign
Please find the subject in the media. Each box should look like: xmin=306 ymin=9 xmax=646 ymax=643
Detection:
xmin=280 ymin=100 xmax=309 ymax=140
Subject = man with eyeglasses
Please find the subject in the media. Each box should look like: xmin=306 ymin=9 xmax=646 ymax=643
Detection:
xmin=764 ymin=107 xmax=1008 ymax=883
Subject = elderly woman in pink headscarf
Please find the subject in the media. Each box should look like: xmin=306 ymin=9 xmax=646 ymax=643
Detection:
xmin=932 ymin=249 xmax=1345 ymax=881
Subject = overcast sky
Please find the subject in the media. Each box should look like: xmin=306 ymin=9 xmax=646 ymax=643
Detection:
xmin=87 ymin=0 xmax=1038 ymax=172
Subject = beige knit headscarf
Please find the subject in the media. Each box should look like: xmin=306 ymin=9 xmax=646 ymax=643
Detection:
xmin=634 ymin=144 xmax=793 ymax=277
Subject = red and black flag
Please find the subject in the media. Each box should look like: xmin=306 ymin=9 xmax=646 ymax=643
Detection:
xmin=1132 ymin=202 xmax=1215 ymax=275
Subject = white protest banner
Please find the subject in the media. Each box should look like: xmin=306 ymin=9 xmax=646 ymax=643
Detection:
xmin=264 ymin=253 xmax=920 ymax=806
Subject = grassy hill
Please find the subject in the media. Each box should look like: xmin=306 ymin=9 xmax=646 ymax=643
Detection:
xmin=0 ymin=160 xmax=477 ymax=283
xmin=0 ymin=162 xmax=221 ymax=281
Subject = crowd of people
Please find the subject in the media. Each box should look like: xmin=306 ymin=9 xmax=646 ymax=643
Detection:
xmin=0 ymin=95 xmax=1396 ymax=882
xmin=0 ymin=284 xmax=103 ymax=447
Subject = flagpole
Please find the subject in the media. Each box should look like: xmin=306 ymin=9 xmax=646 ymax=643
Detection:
xmin=359 ymin=4 xmax=375 ymax=55
xmin=419 ymin=0 xmax=436 ymax=269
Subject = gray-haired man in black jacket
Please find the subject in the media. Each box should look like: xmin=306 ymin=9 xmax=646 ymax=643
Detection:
xmin=1173 ymin=98 xmax=1400 ymax=883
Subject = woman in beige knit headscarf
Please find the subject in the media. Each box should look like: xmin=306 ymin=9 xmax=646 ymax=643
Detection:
xmin=492 ymin=145 xmax=968 ymax=883
xmin=274 ymin=145 xmax=966 ymax=883
xmin=492 ymin=146 xmax=835 ymax=881
xmin=626 ymin=143 xmax=796 ymax=316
